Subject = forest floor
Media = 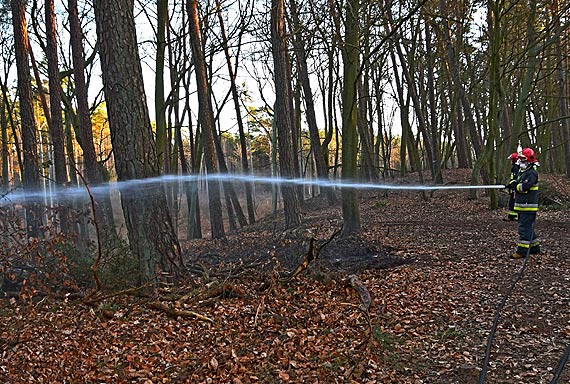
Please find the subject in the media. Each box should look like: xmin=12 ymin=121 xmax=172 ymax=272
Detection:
xmin=1 ymin=169 xmax=569 ymax=383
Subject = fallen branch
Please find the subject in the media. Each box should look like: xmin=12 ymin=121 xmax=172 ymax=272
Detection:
xmin=147 ymin=301 xmax=214 ymax=323
xmin=195 ymin=283 xmax=250 ymax=307
xmin=82 ymin=282 xmax=154 ymax=306
xmin=202 ymin=283 xmax=248 ymax=300
xmin=288 ymin=238 xmax=317 ymax=279
xmin=288 ymin=228 xmax=342 ymax=280
xmin=345 ymin=275 xmax=373 ymax=380
xmin=349 ymin=274 xmax=371 ymax=313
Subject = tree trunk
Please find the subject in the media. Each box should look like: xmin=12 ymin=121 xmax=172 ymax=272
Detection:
xmin=425 ymin=22 xmax=443 ymax=184
xmin=215 ymin=0 xmax=256 ymax=224
xmin=270 ymin=0 xmax=302 ymax=228
xmin=435 ymin=4 xmax=487 ymax=184
xmin=510 ymin=0 xmax=539 ymax=152
xmin=393 ymin=38 xmax=435 ymax=179
xmin=209 ymin=108 xmax=247 ymax=228
xmin=290 ymin=0 xmax=337 ymax=205
xmin=552 ymin=0 xmax=570 ymax=177
xmin=11 ymin=0 xmax=42 ymax=239
xmin=340 ymin=0 xmax=361 ymax=237
xmin=187 ymin=0 xmax=225 ymax=239
xmin=93 ymin=0 xmax=182 ymax=283
xmin=357 ymin=77 xmax=377 ymax=181
xmin=357 ymin=16 xmax=378 ymax=182
xmin=155 ymin=0 xmax=168 ymax=170
xmin=69 ymin=0 xmax=117 ymax=238
xmin=45 ymin=0 xmax=68 ymax=190
xmin=0 ymin=76 xmax=10 ymax=192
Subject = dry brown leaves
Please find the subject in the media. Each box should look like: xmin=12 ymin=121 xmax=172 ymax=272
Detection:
xmin=1 ymin=170 xmax=568 ymax=383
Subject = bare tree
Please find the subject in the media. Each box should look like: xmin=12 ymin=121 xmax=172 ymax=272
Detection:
xmin=188 ymin=0 xmax=225 ymax=239
xmin=93 ymin=0 xmax=182 ymax=282
xmin=215 ymin=0 xmax=256 ymax=224
xmin=340 ymin=0 xmax=361 ymax=236
xmin=271 ymin=0 xmax=302 ymax=228
xmin=68 ymin=0 xmax=117 ymax=236
xmin=11 ymin=0 xmax=42 ymax=238
xmin=551 ymin=0 xmax=570 ymax=177
xmin=289 ymin=0 xmax=337 ymax=204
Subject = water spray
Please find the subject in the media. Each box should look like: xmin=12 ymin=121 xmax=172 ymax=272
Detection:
xmin=0 ymin=173 xmax=506 ymax=207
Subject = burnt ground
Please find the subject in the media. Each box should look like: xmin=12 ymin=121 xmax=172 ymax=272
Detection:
xmin=1 ymin=169 xmax=569 ymax=383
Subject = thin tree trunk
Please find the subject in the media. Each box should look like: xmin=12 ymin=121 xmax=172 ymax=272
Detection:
xmin=340 ymin=0 xmax=361 ymax=236
xmin=11 ymin=0 xmax=42 ymax=239
xmin=552 ymin=0 xmax=570 ymax=176
xmin=0 ymin=76 xmax=10 ymax=191
xmin=44 ymin=0 xmax=71 ymax=232
xmin=425 ymin=22 xmax=443 ymax=184
xmin=392 ymin=39 xmax=435 ymax=179
xmin=211 ymin=124 xmax=248 ymax=228
xmin=271 ymin=0 xmax=302 ymax=228
xmin=69 ymin=0 xmax=117 ymax=237
xmin=510 ymin=0 xmax=539 ymax=151
xmin=215 ymin=0 xmax=256 ymax=224
xmin=188 ymin=0 xmax=225 ymax=239
xmin=357 ymin=13 xmax=377 ymax=182
xmin=435 ymin=3 xmax=487 ymax=184
xmin=357 ymin=77 xmax=377 ymax=181
xmin=45 ymin=0 xmax=67 ymax=189
xmin=155 ymin=0 xmax=168 ymax=170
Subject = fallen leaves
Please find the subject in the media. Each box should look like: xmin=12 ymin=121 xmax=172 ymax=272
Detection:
xmin=0 ymin=170 xmax=568 ymax=383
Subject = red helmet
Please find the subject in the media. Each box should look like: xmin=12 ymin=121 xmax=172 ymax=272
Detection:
xmin=519 ymin=147 xmax=537 ymax=163
xmin=508 ymin=153 xmax=518 ymax=162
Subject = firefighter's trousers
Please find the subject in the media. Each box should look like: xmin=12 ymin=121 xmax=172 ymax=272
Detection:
xmin=516 ymin=211 xmax=540 ymax=255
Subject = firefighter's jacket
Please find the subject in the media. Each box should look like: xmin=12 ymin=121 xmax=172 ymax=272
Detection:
xmin=514 ymin=165 xmax=539 ymax=212
xmin=509 ymin=163 xmax=520 ymax=188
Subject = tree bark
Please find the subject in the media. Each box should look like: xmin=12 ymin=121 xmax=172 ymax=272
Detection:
xmin=271 ymin=0 xmax=302 ymax=228
xmin=11 ymin=0 xmax=42 ymax=239
xmin=69 ymin=0 xmax=117 ymax=237
xmin=552 ymin=0 xmax=570 ymax=177
xmin=0 ymin=76 xmax=10 ymax=191
xmin=187 ymin=0 xmax=225 ymax=239
xmin=425 ymin=22 xmax=443 ymax=184
xmin=435 ymin=3 xmax=487 ymax=184
xmin=93 ymin=0 xmax=182 ymax=283
xmin=45 ymin=0 xmax=67 ymax=189
xmin=215 ymin=0 xmax=256 ymax=224
xmin=340 ymin=0 xmax=361 ymax=236
xmin=44 ymin=0 xmax=72 ymax=232
xmin=155 ymin=0 xmax=168 ymax=170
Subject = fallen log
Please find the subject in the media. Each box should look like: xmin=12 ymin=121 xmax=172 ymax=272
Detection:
xmin=147 ymin=301 xmax=214 ymax=323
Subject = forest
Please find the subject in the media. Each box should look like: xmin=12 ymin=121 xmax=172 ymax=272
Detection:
xmin=0 ymin=0 xmax=569 ymax=382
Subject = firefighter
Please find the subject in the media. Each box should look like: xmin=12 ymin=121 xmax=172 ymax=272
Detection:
xmin=509 ymin=147 xmax=540 ymax=259
xmin=505 ymin=153 xmax=520 ymax=221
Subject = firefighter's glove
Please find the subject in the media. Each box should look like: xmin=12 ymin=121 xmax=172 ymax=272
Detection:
xmin=506 ymin=180 xmax=517 ymax=191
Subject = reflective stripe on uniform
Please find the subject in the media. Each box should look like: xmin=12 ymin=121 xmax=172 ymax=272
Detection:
xmin=514 ymin=203 xmax=538 ymax=211
xmin=516 ymin=184 xmax=539 ymax=193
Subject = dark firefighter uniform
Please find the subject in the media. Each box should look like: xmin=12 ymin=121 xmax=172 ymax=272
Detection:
xmin=506 ymin=153 xmax=520 ymax=221
xmin=511 ymin=159 xmax=539 ymax=259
